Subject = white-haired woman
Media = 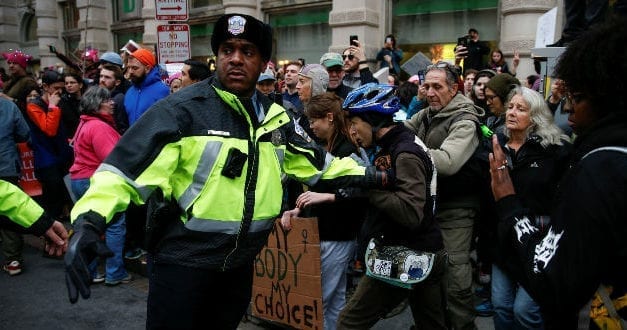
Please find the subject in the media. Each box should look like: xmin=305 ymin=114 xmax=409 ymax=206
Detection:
xmin=489 ymin=86 xmax=571 ymax=329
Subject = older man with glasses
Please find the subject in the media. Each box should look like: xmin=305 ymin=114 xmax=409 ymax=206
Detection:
xmin=405 ymin=61 xmax=485 ymax=330
xmin=320 ymin=52 xmax=352 ymax=99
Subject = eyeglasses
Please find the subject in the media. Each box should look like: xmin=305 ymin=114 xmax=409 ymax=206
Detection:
xmin=426 ymin=61 xmax=460 ymax=78
xmin=342 ymin=54 xmax=355 ymax=61
xmin=485 ymin=94 xmax=499 ymax=102
xmin=567 ymin=92 xmax=585 ymax=105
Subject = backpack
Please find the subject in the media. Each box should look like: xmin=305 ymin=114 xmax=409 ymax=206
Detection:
xmin=419 ymin=111 xmax=488 ymax=203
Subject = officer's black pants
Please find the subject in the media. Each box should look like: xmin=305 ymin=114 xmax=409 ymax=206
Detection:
xmin=146 ymin=262 xmax=253 ymax=329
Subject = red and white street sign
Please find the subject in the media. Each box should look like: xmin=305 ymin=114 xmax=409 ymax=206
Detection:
xmin=157 ymin=24 xmax=191 ymax=64
xmin=155 ymin=0 xmax=188 ymax=21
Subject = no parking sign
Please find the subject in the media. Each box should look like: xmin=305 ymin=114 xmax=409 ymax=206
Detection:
xmin=157 ymin=24 xmax=191 ymax=64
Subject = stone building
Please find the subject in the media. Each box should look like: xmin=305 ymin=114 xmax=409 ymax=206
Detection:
xmin=0 ymin=0 xmax=563 ymax=80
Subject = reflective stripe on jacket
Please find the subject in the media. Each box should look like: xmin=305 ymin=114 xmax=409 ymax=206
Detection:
xmin=71 ymin=77 xmax=366 ymax=270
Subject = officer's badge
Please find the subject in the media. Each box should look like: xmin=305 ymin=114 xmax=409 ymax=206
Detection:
xmin=228 ymin=16 xmax=246 ymax=35
xmin=271 ymin=129 xmax=284 ymax=146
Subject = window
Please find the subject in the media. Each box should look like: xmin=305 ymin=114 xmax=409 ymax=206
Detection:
xmin=24 ymin=14 xmax=38 ymax=42
xmin=270 ymin=9 xmax=331 ymax=66
xmin=191 ymin=0 xmax=222 ymax=8
xmin=62 ymin=0 xmax=79 ymax=30
xmin=392 ymin=0 xmax=498 ymax=66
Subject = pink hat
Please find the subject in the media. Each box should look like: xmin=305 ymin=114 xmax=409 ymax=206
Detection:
xmin=408 ymin=75 xmax=420 ymax=83
xmin=81 ymin=48 xmax=99 ymax=62
xmin=2 ymin=50 xmax=32 ymax=69
xmin=166 ymin=72 xmax=182 ymax=85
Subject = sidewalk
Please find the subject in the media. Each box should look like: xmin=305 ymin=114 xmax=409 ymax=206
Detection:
xmin=18 ymin=235 xmax=494 ymax=330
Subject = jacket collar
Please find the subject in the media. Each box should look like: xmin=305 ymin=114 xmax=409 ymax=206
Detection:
xmin=428 ymin=93 xmax=485 ymax=119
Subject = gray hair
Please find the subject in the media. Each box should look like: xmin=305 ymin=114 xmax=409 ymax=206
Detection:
xmin=80 ymin=86 xmax=111 ymax=116
xmin=503 ymin=86 xmax=568 ymax=147
xmin=425 ymin=61 xmax=459 ymax=89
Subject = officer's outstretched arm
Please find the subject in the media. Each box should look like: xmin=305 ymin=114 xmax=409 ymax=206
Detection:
xmin=64 ymin=211 xmax=113 ymax=304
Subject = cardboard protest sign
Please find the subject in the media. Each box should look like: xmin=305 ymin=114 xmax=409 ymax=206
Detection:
xmin=17 ymin=143 xmax=42 ymax=196
xmin=252 ymin=217 xmax=322 ymax=329
xmin=401 ymin=51 xmax=432 ymax=76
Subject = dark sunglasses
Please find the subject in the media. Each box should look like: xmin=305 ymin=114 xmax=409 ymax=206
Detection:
xmin=342 ymin=54 xmax=355 ymax=61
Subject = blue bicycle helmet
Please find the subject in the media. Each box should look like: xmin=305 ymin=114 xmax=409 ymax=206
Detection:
xmin=343 ymin=83 xmax=400 ymax=116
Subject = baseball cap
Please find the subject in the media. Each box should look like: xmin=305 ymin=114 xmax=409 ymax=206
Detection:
xmin=257 ymin=70 xmax=276 ymax=83
xmin=320 ymin=52 xmax=343 ymax=68
xmin=41 ymin=70 xmax=64 ymax=85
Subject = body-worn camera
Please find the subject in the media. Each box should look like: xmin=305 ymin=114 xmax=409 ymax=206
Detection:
xmin=221 ymin=148 xmax=248 ymax=179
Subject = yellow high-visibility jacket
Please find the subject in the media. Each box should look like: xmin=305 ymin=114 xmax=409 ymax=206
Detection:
xmin=72 ymin=78 xmax=370 ymax=270
xmin=1 ymin=179 xmax=53 ymax=236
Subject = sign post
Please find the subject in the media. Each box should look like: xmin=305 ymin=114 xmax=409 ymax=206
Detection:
xmin=155 ymin=0 xmax=188 ymax=21
xmin=157 ymin=24 xmax=191 ymax=64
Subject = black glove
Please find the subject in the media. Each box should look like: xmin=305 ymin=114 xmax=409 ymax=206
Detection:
xmin=364 ymin=166 xmax=395 ymax=189
xmin=64 ymin=212 xmax=112 ymax=304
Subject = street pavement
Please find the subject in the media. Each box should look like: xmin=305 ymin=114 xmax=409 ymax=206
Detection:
xmin=0 ymin=235 xmax=494 ymax=329
xmin=0 ymin=236 xmax=146 ymax=330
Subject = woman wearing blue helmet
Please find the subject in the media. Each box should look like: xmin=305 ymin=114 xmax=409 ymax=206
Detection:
xmin=338 ymin=83 xmax=448 ymax=329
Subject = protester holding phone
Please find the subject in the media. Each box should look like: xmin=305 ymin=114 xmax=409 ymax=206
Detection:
xmin=455 ymin=28 xmax=490 ymax=75
xmin=376 ymin=34 xmax=404 ymax=75
xmin=342 ymin=36 xmax=377 ymax=90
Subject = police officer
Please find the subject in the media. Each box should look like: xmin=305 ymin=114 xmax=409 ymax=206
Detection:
xmin=0 ymin=179 xmax=68 ymax=257
xmin=64 ymin=13 xmax=390 ymax=329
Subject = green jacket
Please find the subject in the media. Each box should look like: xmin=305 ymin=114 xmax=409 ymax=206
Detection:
xmin=405 ymin=93 xmax=484 ymax=209
xmin=0 ymin=179 xmax=53 ymax=236
xmin=71 ymin=77 xmax=369 ymax=270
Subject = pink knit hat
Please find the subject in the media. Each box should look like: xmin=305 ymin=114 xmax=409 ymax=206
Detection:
xmin=2 ymin=50 xmax=32 ymax=69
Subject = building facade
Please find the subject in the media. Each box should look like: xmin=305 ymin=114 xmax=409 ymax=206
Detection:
xmin=0 ymin=0 xmax=561 ymax=80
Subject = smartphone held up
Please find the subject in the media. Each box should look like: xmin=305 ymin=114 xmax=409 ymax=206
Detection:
xmin=350 ymin=35 xmax=359 ymax=47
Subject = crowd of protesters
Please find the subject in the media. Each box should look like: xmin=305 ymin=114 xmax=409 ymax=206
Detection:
xmin=1 ymin=9 xmax=626 ymax=330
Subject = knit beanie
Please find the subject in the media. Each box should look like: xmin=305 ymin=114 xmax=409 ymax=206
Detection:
xmin=130 ymin=49 xmax=156 ymax=68
xmin=100 ymin=51 xmax=123 ymax=67
xmin=485 ymin=73 xmax=521 ymax=101
xmin=298 ymin=64 xmax=329 ymax=97
xmin=211 ymin=13 xmax=273 ymax=62
xmin=2 ymin=50 xmax=32 ymax=69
